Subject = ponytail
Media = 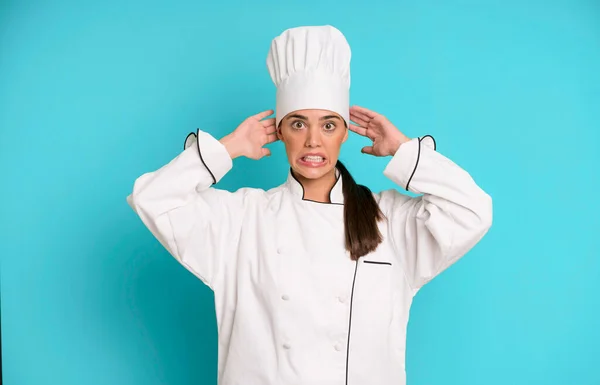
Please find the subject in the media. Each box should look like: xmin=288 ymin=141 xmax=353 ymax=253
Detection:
xmin=336 ymin=160 xmax=384 ymax=260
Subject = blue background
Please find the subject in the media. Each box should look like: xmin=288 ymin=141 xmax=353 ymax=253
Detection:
xmin=1 ymin=0 xmax=599 ymax=384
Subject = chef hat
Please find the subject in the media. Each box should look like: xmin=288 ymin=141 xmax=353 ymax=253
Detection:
xmin=266 ymin=25 xmax=351 ymax=127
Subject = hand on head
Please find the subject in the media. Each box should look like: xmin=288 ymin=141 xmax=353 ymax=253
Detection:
xmin=220 ymin=110 xmax=278 ymax=160
xmin=349 ymin=105 xmax=411 ymax=157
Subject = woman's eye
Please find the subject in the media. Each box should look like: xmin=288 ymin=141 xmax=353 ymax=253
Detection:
xmin=324 ymin=122 xmax=335 ymax=130
xmin=292 ymin=121 xmax=304 ymax=129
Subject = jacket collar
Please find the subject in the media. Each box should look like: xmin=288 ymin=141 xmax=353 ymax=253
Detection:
xmin=286 ymin=167 xmax=344 ymax=205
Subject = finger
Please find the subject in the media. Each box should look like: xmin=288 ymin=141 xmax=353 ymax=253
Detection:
xmin=350 ymin=109 xmax=372 ymax=123
xmin=261 ymin=147 xmax=272 ymax=157
xmin=254 ymin=109 xmax=274 ymax=120
xmin=349 ymin=124 xmax=367 ymax=136
xmin=361 ymin=146 xmax=374 ymax=155
xmin=261 ymin=118 xmax=276 ymax=126
xmin=350 ymin=105 xmax=377 ymax=119
xmin=263 ymin=122 xmax=276 ymax=132
xmin=266 ymin=132 xmax=279 ymax=144
xmin=350 ymin=113 xmax=369 ymax=127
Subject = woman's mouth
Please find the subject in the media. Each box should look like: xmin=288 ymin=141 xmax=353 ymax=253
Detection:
xmin=299 ymin=155 xmax=327 ymax=167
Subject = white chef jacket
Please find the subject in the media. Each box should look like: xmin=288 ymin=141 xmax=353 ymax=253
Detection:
xmin=127 ymin=129 xmax=493 ymax=385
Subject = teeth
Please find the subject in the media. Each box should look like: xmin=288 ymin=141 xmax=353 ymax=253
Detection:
xmin=303 ymin=156 xmax=324 ymax=162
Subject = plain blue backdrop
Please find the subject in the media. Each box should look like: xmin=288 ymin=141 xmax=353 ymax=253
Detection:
xmin=1 ymin=0 xmax=599 ymax=384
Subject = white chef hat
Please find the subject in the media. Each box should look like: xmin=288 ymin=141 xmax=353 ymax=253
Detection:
xmin=266 ymin=25 xmax=351 ymax=127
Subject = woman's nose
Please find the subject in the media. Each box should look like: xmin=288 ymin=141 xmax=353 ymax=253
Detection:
xmin=305 ymin=127 xmax=321 ymax=147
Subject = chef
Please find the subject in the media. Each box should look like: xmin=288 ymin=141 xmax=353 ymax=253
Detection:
xmin=128 ymin=25 xmax=493 ymax=385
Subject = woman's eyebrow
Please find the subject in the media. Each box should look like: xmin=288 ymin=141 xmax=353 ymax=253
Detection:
xmin=285 ymin=114 xmax=341 ymax=121
xmin=320 ymin=115 xmax=342 ymax=121
xmin=287 ymin=114 xmax=308 ymax=120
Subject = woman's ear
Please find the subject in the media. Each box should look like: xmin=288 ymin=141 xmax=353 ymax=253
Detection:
xmin=342 ymin=126 xmax=349 ymax=142
xmin=277 ymin=126 xmax=284 ymax=141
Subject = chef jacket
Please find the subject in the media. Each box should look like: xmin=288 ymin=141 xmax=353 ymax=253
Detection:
xmin=127 ymin=129 xmax=493 ymax=385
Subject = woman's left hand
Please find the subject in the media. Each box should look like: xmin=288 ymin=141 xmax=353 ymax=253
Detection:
xmin=349 ymin=105 xmax=411 ymax=157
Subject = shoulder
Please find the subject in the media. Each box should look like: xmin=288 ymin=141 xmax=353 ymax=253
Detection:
xmin=220 ymin=182 xmax=287 ymax=205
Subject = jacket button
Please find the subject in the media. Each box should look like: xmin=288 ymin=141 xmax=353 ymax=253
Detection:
xmin=283 ymin=343 xmax=291 ymax=350
xmin=334 ymin=343 xmax=343 ymax=352
xmin=337 ymin=296 xmax=346 ymax=304
xmin=277 ymin=248 xmax=283 ymax=254
xmin=281 ymin=294 xmax=290 ymax=301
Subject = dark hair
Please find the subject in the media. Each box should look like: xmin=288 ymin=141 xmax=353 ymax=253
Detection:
xmin=336 ymin=160 xmax=384 ymax=260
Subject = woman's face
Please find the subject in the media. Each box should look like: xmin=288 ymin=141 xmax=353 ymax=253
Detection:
xmin=277 ymin=109 xmax=348 ymax=180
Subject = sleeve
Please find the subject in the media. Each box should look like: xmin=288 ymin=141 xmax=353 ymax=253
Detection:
xmin=378 ymin=135 xmax=493 ymax=291
xmin=126 ymin=129 xmax=248 ymax=290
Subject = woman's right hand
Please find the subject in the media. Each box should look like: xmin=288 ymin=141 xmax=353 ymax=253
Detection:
xmin=219 ymin=110 xmax=278 ymax=160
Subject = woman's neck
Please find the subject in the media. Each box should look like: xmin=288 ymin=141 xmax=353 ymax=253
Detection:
xmin=294 ymin=168 xmax=338 ymax=203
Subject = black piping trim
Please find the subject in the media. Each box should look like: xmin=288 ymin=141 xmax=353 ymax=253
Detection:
xmin=420 ymin=134 xmax=437 ymax=151
xmin=302 ymin=198 xmax=343 ymax=206
xmin=405 ymin=135 xmax=436 ymax=191
xmin=184 ymin=131 xmax=197 ymax=151
xmin=195 ymin=128 xmax=217 ymax=185
xmin=289 ymin=167 xmax=343 ymax=205
xmin=363 ymin=260 xmax=392 ymax=266
xmin=405 ymin=139 xmax=421 ymax=191
xmin=345 ymin=260 xmax=359 ymax=385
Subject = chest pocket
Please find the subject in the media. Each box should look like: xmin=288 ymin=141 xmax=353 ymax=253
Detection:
xmin=353 ymin=258 xmax=395 ymax=326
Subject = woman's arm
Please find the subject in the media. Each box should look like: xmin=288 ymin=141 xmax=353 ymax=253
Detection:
xmin=379 ymin=136 xmax=492 ymax=291
xmin=349 ymin=105 xmax=492 ymax=291
xmin=127 ymin=110 xmax=277 ymax=290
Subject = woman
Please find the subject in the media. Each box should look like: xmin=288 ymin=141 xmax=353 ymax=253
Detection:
xmin=128 ymin=26 xmax=492 ymax=385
